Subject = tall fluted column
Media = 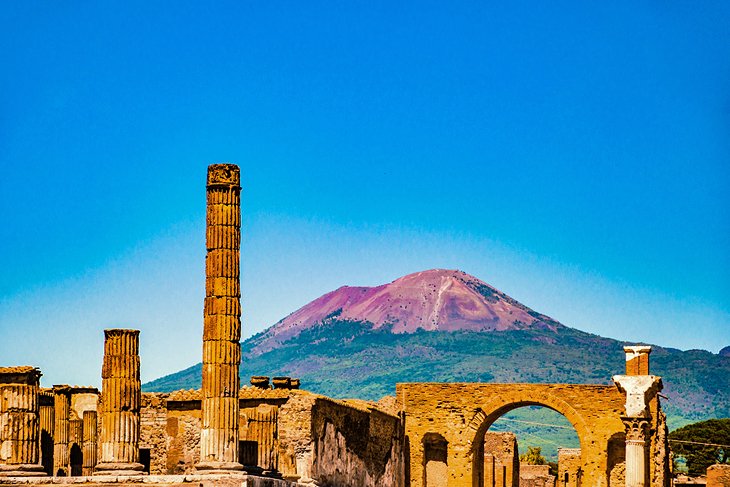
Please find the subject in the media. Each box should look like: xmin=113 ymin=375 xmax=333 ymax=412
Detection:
xmin=52 ymin=385 xmax=71 ymax=476
xmin=622 ymin=418 xmax=650 ymax=487
xmin=94 ymin=329 xmax=144 ymax=475
xmin=39 ymin=390 xmax=54 ymax=475
xmin=82 ymin=411 xmax=97 ymax=475
xmin=196 ymin=163 xmax=244 ymax=473
xmin=0 ymin=367 xmax=45 ymax=477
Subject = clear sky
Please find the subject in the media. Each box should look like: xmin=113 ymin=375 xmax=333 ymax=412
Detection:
xmin=1 ymin=1 xmax=728 ymax=388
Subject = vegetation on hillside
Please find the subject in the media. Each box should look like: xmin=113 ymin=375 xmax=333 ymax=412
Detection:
xmin=144 ymin=318 xmax=730 ymax=433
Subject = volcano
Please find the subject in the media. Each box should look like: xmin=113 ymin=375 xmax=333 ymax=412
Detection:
xmin=250 ymin=269 xmax=564 ymax=355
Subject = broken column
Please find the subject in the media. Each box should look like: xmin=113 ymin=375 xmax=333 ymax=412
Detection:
xmin=39 ymin=389 xmax=54 ymax=475
xmin=613 ymin=346 xmax=662 ymax=487
xmin=53 ymin=385 xmax=71 ymax=476
xmin=0 ymin=367 xmax=45 ymax=477
xmin=197 ymin=163 xmax=244 ymax=473
xmin=94 ymin=329 xmax=144 ymax=475
xmin=82 ymin=410 xmax=97 ymax=475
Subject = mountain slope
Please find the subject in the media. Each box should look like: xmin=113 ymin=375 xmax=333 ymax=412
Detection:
xmin=144 ymin=269 xmax=730 ymax=430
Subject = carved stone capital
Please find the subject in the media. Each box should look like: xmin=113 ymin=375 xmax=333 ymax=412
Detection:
xmin=207 ymin=164 xmax=240 ymax=188
xmin=622 ymin=416 xmax=651 ymax=443
xmin=613 ymin=375 xmax=663 ymax=417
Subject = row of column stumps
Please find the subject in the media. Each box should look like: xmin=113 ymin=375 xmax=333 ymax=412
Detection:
xmin=94 ymin=329 xmax=144 ymax=475
xmin=0 ymin=367 xmax=45 ymax=477
xmin=613 ymin=346 xmax=663 ymax=487
xmin=196 ymin=163 xmax=245 ymax=473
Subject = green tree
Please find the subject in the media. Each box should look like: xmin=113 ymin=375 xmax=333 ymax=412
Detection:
xmin=669 ymin=419 xmax=730 ymax=476
xmin=520 ymin=446 xmax=547 ymax=465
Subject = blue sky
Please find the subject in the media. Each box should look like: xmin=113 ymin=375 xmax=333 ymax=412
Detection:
xmin=1 ymin=1 xmax=728 ymax=387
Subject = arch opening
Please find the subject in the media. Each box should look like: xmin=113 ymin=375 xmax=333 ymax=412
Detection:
xmin=471 ymin=402 xmax=583 ymax=487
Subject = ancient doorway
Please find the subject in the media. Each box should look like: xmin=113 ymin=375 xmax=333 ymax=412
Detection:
xmin=69 ymin=443 xmax=83 ymax=476
xmin=423 ymin=433 xmax=448 ymax=487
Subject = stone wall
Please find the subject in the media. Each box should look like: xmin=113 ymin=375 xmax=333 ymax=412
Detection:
xmin=309 ymin=397 xmax=405 ymax=487
xmin=519 ymin=465 xmax=554 ymax=487
xmin=483 ymin=432 xmax=519 ymax=487
xmin=707 ymin=465 xmax=730 ymax=487
xmin=557 ymin=449 xmax=581 ymax=487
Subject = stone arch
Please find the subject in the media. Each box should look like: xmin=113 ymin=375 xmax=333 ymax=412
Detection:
xmin=396 ymin=382 xmax=626 ymax=487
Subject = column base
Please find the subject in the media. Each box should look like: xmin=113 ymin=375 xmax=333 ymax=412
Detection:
xmin=0 ymin=464 xmax=47 ymax=477
xmin=93 ymin=462 xmax=146 ymax=476
xmin=195 ymin=461 xmax=245 ymax=474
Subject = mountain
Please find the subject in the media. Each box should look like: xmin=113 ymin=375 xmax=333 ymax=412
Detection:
xmin=250 ymin=269 xmax=563 ymax=355
xmin=144 ymin=269 xmax=730 ymax=430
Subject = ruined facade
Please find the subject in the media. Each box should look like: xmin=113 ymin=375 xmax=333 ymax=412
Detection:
xmin=0 ymin=163 xmax=674 ymax=487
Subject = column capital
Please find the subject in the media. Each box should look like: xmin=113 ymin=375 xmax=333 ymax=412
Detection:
xmin=621 ymin=416 xmax=651 ymax=442
xmin=613 ymin=375 xmax=663 ymax=417
xmin=207 ymin=163 xmax=240 ymax=189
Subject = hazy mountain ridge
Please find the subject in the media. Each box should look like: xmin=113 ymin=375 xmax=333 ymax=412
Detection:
xmin=144 ymin=269 xmax=730 ymax=430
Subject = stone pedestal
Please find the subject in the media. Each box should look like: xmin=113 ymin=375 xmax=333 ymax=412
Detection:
xmin=196 ymin=164 xmax=244 ymax=473
xmin=82 ymin=410 xmax=97 ymax=476
xmin=94 ymin=329 xmax=144 ymax=476
xmin=0 ymin=367 xmax=45 ymax=477
xmin=624 ymin=346 xmax=652 ymax=376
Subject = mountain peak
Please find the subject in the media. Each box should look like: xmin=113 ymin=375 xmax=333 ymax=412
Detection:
xmin=250 ymin=269 xmax=564 ymax=355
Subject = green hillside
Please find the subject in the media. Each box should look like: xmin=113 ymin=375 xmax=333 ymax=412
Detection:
xmin=144 ymin=318 xmax=730 ymax=432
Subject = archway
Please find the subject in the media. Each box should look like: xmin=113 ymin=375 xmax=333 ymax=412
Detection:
xmin=472 ymin=402 xmax=585 ymax=487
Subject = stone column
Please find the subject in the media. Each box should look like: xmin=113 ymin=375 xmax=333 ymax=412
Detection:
xmin=614 ymin=346 xmax=663 ymax=487
xmin=82 ymin=410 xmax=97 ymax=475
xmin=53 ymin=385 xmax=71 ymax=476
xmin=39 ymin=389 xmax=54 ymax=475
xmin=0 ymin=367 xmax=45 ymax=477
xmin=197 ymin=163 xmax=244 ymax=473
xmin=622 ymin=417 xmax=650 ymax=487
xmin=94 ymin=329 xmax=144 ymax=475
xmin=69 ymin=418 xmax=83 ymax=476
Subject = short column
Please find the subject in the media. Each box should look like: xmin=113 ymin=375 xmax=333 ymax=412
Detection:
xmin=94 ymin=329 xmax=144 ymax=475
xmin=0 ymin=366 xmax=46 ymax=477
xmin=53 ymin=385 xmax=71 ymax=476
xmin=82 ymin=410 xmax=97 ymax=475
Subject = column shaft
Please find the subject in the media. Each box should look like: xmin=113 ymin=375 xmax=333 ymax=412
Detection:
xmin=39 ymin=391 xmax=54 ymax=475
xmin=197 ymin=163 xmax=243 ymax=472
xmin=82 ymin=411 xmax=97 ymax=475
xmin=94 ymin=329 xmax=144 ymax=475
xmin=53 ymin=386 xmax=70 ymax=477
xmin=623 ymin=418 xmax=650 ymax=487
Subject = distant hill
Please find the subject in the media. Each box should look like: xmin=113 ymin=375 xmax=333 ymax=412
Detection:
xmin=144 ymin=269 xmax=730 ymax=430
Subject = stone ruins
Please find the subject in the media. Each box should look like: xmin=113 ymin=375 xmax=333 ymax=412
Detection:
xmin=0 ymin=163 xmax=690 ymax=487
